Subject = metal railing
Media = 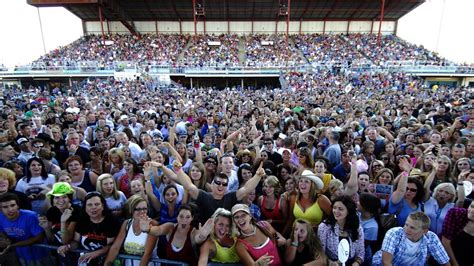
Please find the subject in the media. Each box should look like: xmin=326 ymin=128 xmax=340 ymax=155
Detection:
xmin=33 ymin=243 xmax=188 ymax=265
xmin=32 ymin=243 xmax=241 ymax=266
xmin=1 ymin=60 xmax=474 ymax=76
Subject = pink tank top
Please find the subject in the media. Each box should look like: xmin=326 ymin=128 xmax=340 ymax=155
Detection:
xmin=237 ymin=237 xmax=282 ymax=265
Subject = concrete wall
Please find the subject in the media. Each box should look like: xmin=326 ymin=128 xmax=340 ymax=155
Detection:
xmin=84 ymin=20 xmax=396 ymax=35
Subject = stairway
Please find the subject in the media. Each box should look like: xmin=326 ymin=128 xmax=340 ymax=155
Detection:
xmin=238 ymin=35 xmax=247 ymax=66
xmin=177 ymin=36 xmax=194 ymax=63
xmin=290 ymin=35 xmax=310 ymax=65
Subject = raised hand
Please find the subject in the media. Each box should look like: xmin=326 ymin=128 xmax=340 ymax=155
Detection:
xmin=256 ymin=162 xmax=265 ymax=177
xmin=60 ymin=208 xmax=73 ymax=223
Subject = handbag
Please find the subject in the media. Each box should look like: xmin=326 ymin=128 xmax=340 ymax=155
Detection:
xmin=379 ymin=203 xmax=402 ymax=230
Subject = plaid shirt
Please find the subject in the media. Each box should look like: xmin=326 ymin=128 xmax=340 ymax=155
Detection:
xmin=372 ymin=227 xmax=449 ymax=266
xmin=441 ymin=207 xmax=468 ymax=240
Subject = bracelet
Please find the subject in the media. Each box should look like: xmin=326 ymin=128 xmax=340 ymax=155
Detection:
xmin=291 ymin=241 xmax=299 ymax=247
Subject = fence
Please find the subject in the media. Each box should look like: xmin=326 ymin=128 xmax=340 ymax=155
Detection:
xmin=32 ymin=244 xmax=241 ymax=266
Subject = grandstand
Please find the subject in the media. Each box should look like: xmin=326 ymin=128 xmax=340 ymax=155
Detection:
xmin=1 ymin=2 xmax=474 ymax=265
xmin=1 ymin=0 xmax=473 ymax=89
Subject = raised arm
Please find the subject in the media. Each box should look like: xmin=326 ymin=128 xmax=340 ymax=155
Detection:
xmin=423 ymin=161 xmax=437 ymax=202
xmin=104 ymin=221 xmax=128 ymax=266
xmin=391 ymin=157 xmax=411 ymax=204
xmin=143 ymin=164 xmax=161 ymax=212
xmin=164 ymin=142 xmax=183 ymax=164
xmin=172 ymin=161 xmax=200 ymax=200
xmin=236 ymin=162 xmax=265 ymax=201
xmin=344 ymin=153 xmax=359 ymax=196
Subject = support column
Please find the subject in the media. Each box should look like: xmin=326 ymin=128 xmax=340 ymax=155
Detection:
xmin=190 ymin=78 xmax=193 ymax=89
xmin=286 ymin=0 xmax=291 ymax=47
xmin=299 ymin=18 xmax=302 ymax=34
xmin=346 ymin=20 xmax=350 ymax=34
xmin=227 ymin=20 xmax=230 ymax=34
xmin=155 ymin=21 xmax=158 ymax=34
xmin=323 ymin=20 xmax=326 ymax=34
xmin=377 ymin=0 xmax=385 ymax=46
xmin=179 ymin=19 xmax=182 ymax=34
xmin=98 ymin=5 xmax=106 ymax=45
xmin=370 ymin=20 xmax=374 ymax=34
xmin=36 ymin=8 xmax=47 ymax=54
xmin=241 ymin=78 xmax=244 ymax=89
xmin=193 ymin=0 xmax=197 ymax=37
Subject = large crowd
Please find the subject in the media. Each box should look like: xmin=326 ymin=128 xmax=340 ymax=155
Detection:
xmin=0 ymin=65 xmax=473 ymax=265
xmin=20 ymin=33 xmax=450 ymax=71
xmin=244 ymin=34 xmax=306 ymax=67
xmin=179 ymin=34 xmax=241 ymax=68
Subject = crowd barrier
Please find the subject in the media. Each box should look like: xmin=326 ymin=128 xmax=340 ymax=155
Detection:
xmin=32 ymin=243 xmax=241 ymax=266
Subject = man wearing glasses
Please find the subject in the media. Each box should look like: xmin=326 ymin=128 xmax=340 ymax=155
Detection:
xmin=262 ymin=138 xmax=283 ymax=166
xmin=168 ymin=161 xmax=266 ymax=225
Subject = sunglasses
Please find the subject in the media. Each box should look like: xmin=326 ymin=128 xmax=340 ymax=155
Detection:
xmin=205 ymin=160 xmax=217 ymax=165
xmin=407 ymin=188 xmax=418 ymax=192
xmin=213 ymin=180 xmax=228 ymax=187
xmin=134 ymin=207 xmax=148 ymax=212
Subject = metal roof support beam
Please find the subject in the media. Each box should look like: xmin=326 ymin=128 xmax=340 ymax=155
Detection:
xmin=98 ymin=5 xmax=106 ymax=45
xmin=99 ymin=0 xmax=139 ymax=37
xmin=193 ymin=0 xmax=197 ymax=37
xmin=324 ymin=0 xmax=339 ymax=20
xmin=286 ymin=0 xmax=291 ymax=47
xmin=377 ymin=0 xmax=385 ymax=46
xmin=299 ymin=18 xmax=302 ymax=34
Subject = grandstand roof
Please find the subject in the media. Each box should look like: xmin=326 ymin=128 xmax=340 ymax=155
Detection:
xmin=28 ymin=0 xmax=424 ymax=22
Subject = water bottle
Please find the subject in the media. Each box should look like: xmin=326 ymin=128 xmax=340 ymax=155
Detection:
xmin=78 ymin=252 xmax=87 ymax=266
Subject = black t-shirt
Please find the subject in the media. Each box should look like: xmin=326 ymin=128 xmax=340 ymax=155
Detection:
xmin=76 ymin=215 xmax=120 ymax=251
xmin=46 ymin=204 xmax=81 ymax=245
xmin=196 ymin=190 xmax=238 ymax=224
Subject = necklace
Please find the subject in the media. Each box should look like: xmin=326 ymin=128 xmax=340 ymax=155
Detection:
xmin=241 ymin=225 xmax=257 ymax=237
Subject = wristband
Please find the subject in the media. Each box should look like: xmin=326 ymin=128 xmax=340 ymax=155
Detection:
xmin=291 ymin=241 xmax=299 ymax=247
xmin=457 ymin=183 xmax=464 ymax=186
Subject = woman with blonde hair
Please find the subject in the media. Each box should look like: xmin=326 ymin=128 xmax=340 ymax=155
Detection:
xmin=423 ymin=165 xmax=464 ymax=235
xmin=97 ymin=174 xmax=127 ymax=217
xmin=104 ymin=195 xmax=158 ymax=266
xmin=104 ymin=148 xmax=126 ymax=180
xmin=198 ymin=208 xmax=240 ymax=265
xmin=285 ymin=170 xmax=332 ymax=234
xmin=257 ymin=175 xmax=287 ymax=232
xmin=0 ymin=167 xmax=31 ymax=209
xmin=232 ymin=204 xmax=286 ymax=266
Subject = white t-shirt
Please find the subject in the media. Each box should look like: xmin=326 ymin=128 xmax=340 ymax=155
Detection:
xmin=15 ymin=174 xmax=56 ymax=214
xmin=105 ymin=191 xmax=127 ymax=212
xmin=399 ymin=238 xmax=421 ymax=265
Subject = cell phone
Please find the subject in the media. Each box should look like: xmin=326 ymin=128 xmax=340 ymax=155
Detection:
xmin=194 ymin=130 xmax=200 ymax=148
xmin=375 ymin=184 xmax=393 ymax=198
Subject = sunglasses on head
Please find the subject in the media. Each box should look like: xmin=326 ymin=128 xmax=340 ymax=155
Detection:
xmin=407 ymin=188 xmax=418 ymax=192
xmin=213 ymin=180 xmax=228 ymax=187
